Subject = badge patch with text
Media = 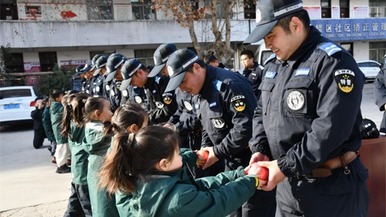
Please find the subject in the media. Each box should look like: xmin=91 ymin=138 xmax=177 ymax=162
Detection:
xmin=334 ymin=69 xmax=355 ymax=93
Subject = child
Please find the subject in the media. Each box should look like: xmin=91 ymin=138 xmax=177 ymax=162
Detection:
xmin=31 ymin=97 xmax=46 ymax=149
xmin=42 ymin=97 xmax=57 ymax=160
xmin=99 ymin=126 xmax=261 ymax=217
xmin=61 ymin=93 xmax=92 ymax=217
xmin=101 ymin=102 xmax=149 ymax=217
xmin=50 ymin=89 xmax=70 ymax=173
xmin=82 ymin=97 xmax=118 ymax=217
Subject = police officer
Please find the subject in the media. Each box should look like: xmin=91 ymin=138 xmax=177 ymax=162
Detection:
xmin=240 ymin=49 xmax=264 ymax=100
xmin=244 ymin=0 xmax=368 ymax=216
xmin=374 ymin=60 xmax=386 ymax=133
xmin=91 ymin=55 xmax=108 ymax=97
xmin=120 ymin=58 xmax=177 ymax=124
xmin=165 ymin=49 xmax=276 ymax=217
xmin=78 ymin=64 xmax=93 ymax=95
xmin=104 ymin=53 xmax=126 ymax=111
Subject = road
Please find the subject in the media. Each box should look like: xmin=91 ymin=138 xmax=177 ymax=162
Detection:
xmin=0 ymin=83 xmax=383 ymax=217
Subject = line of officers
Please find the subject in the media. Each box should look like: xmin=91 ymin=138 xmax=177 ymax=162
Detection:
xmin=74 ymin=43 xmax=274 ymax=217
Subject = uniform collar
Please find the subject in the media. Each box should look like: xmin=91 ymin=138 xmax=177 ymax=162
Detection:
xmin=286 ymin=26 xmax=321 ymax=69
xmin=199 ymin=65 xmax=216 ymax=97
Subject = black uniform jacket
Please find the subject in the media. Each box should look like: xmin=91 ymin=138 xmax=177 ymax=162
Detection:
xmin=169 ymin=88 xmax=202 ymax=135
xmin=374 ymin=66 xmax=386 ymax=132
xmin=145 ymin=76 xmax=178 ymax=124
xmin=251 ymin=27 xmax=366 ymax=181
xmin=242 ymin=62 xmax=264 ymax=100
xmin=199 ymin=65 xmax=257 ymax=169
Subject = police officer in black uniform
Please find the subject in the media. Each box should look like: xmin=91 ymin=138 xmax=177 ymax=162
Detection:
xmin=104 ymin=53 xmax=126 ymax=111
xmin=165 ymin=49 xmax=276 ymax=217
xmin=91 ymin=55 xmax=108 ymax=97
xmin=74 ymin=63 xmax=92 ymax=93
xmin=374 ymin=61 xmax=386 ymax=133
xmin=240 ymin=49 xmax=264 ymax=100
xmin=120 ymin=58 xmax=177 ymax=124
xmin=79 ymin=64 xmax=94 ymax=95
xmin=245 ymin=0 xmax=368 ymax=216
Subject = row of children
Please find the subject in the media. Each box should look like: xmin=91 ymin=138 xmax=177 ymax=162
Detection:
xmin=54 ymin=91 xmax=264 ymax=217
xmin=31 ymin=90 xmax=71 ymax=172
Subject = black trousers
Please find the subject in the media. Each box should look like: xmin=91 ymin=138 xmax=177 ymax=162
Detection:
xmin=226 ymin=149 xmax=277 ymax=217
xmin=276 ymin=160 xmax=368 ymax=217
xmin=33 ymin=129 xmax=46 ymax=149
xmin=64 ymin=182 xmax=92 ymax=217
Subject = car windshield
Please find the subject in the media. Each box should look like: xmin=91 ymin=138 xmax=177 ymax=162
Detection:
xmin=0 ymin=89 xmax=32 ymax=99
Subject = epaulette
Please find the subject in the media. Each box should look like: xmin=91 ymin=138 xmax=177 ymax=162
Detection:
xmin=155 ymin=76 xmax=161 ymax=84
xmin=318 ymin=42 xmax=342 ymax=57
xmin=264 ymin=53 xmax=276 ymax=65
xmin=214 ymin=79 xmax=226 ymax=92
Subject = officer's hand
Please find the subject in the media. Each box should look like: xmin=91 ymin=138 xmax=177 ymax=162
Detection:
xmin=248 ymin=152 xmax=270 ymax=166
xmin=256 ymin=160 xmax=285 ymax=191
xmin=202 ymin=147 xmax=219 ymax=170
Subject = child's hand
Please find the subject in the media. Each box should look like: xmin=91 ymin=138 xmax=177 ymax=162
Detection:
xmin=245 ymin=162 xmax=269 ymax=181
xmin=196 ymin=150 xmax=209 ymax=168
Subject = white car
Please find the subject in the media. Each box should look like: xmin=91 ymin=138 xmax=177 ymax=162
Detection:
xmin=357 ymin=60 xmax=382 ymax=80
xmin=0 ymin=86 xmax=38 ymax=124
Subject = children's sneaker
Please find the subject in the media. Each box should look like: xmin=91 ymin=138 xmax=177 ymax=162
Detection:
xmin=56 ymin=165 xmax=71 ymax=174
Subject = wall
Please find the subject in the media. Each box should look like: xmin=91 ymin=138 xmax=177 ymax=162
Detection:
xmin=354 ymin=42 xmax=370 ymax=61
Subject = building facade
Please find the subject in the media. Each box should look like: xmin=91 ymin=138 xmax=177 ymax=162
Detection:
xmin=0 ymin=0 xmax=385 ymax=75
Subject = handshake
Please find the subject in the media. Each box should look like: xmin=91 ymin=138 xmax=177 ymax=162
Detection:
xmin=195 ymin=150 xmax=268 ymax=181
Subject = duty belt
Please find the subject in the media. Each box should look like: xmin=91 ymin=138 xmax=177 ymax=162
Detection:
xmin=301 ymin=151 xmax=358 ymax=182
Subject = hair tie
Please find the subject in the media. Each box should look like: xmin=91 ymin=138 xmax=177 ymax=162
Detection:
xmin=127 ymin=133 xmax=136 ymax=146
xmin=82 ymin=98 xmax=87 ymax=104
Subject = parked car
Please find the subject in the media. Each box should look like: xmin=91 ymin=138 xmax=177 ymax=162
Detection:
xmin=0 ymin=86 xmax=38 ymax=125
xmin=357 ymin=60 xmax=382 ymax=81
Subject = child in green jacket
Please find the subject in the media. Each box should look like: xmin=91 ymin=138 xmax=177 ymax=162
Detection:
xmin=61 ymin=93 xmax=92 ymax=217
xmin=82 ymin=97 xmax=118 ymax=217
xmin=99 ymin=126 xmax=261 ymax=217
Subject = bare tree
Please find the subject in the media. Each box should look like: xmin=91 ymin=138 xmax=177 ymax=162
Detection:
xmin=152 ymin=0 xmax=236 ymax=63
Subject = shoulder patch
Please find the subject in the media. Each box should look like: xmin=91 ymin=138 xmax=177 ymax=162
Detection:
xmin=334 ymin=69 xmax=355 ymax=93
xmin=230 ymin=95 xmax=246 ymax=112
xmin=163 ymin=92 xmax=173 ymax=105
xmin=318 ymin=42 xmax=342 ymax=56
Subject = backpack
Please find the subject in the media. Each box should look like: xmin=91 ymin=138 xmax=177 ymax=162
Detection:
xmin=360 ymin=118 xmax=380 ymax=139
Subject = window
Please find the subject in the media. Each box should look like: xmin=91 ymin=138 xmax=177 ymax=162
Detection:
xmin=340 ymin=42 xmax=353 ymax=56
xmin=131 ymin=0 xmax=155 ymax=20
xmin=0 ymin=89 xmax=32 ymax=98
xmin=4 ymin=53 xmax=24 ymax=73
xmin=321 ymin=0 xmax=331 ymax=18
xmin=39 ymin=52 xmax=57 ymax=72
xmin=340 ymin=0 xmax=349 ymax=18
xmin=134 ymin=49 xmax=156 ymax=67
xmin=370 ymin=41 xmax=386 ymax=63
xmin=86 ymin=0 xmax=113 ymax=20
xmin=0 ymin=0 xmax=18 ymax=20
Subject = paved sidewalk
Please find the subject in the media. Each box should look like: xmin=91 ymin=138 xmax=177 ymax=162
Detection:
xmin=0 ymin=200 xmax=67 ymax=217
